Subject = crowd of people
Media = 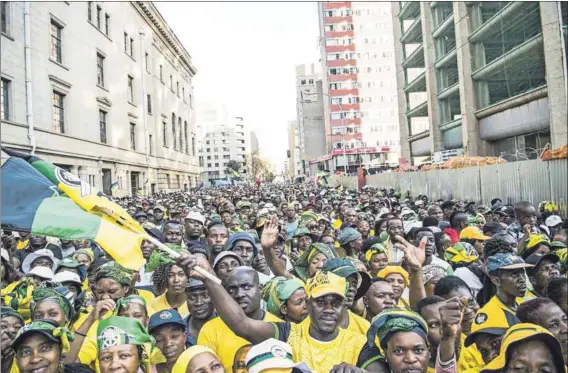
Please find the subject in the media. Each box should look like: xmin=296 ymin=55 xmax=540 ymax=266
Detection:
xmin=1 ymin=183 xmax=568 ymax=373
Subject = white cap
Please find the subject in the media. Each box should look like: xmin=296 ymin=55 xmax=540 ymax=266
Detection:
xmin=1 ymin=248 xmax=9 ymax=263
xmin=27 ymin=266 xmax=54 ymax=280
xmin=21 ymin=249 xmax=59 ymax=274
xmin=185 ymin=211 xmax=205 ymax=225
xmin=245 ymin=338 xmax=310 ymax=373
xmin=545 ymin=215 xmax=563 ymax=227
xmin=53 ymin=271 xmax=82 ymax=285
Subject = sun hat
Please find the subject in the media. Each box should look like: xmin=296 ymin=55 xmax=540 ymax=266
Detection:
xmin=21 ymin=249 xmax=59 ymax=274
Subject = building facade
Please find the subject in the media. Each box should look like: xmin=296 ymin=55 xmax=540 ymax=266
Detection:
xmin=286 ymin=120 xmax=302 ymax=178
xmin=317 ymin=1 xmax=401 ymax=173
xmin=295 ymin=64 xmax=326 ymax=176
xmin=0 ymin=1 xmax=200 ymax=196
xmin=393 ymin=1 xmax=567 ymax=165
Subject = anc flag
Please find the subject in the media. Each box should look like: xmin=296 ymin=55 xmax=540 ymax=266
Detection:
xmin=232 ymin=169 xmax=240 ymax=178
xmin=2 ymin=148 xmax=145 ymax=236
xmin=0 ymin=156 xmax=145 ymax=270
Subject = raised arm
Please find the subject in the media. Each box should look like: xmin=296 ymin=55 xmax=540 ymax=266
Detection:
xmin=436 ymin=297 xmax=462 ymax=373
xmin=395 ymin=236 xmax=427 ymax=310
xmin=261 ymin=215 xmax=294 ymax=279
xmin=176 ymin=254 xmax=275 ymax=344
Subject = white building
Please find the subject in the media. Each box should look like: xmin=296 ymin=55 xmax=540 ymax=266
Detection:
xmin=1 ymin=1 xmax=199 ymax=196
xmin=197 ymin=102 xmax=250 ymax=181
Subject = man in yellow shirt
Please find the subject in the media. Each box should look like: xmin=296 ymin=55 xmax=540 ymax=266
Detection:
xmin=197 ymin=266 xmax=281 ymax=372
xmin=179 ymin=254 xmax=387 ymax=373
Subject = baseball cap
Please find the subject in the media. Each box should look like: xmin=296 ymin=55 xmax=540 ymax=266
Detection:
xmin=187 ymin=278 xmax=206 ymax=290
xmin=460 ymin=226 xmax=490 ymax=241
xmin=148 ymin=309 xmax=186 ymax=333
xmin=545 ymin=215 xmax=563 ymax=227
xmin=53 ymin=271 xmax=82 ymax=286
xmin=27 ymin=266 xmax=54 ymax=280
xmin=305 ymin=271 xmax=346 ymax=299
xmin=185 ymin=211 xmax=205 ymax=225
xmin=246 ymin=339 xmax=312 ymax=373
xmin=322 ymin=258 xmax=370 ymax=300
xmin=486 ymin=252 xmax=534 ymax=272
xmin=524 ymin=253 xmax=560 ymax=275
xmin=154 ymin=205 xmax=165 ymax=212
xmin=212 ymin=251 xmax=244 ymax=270
xmin=134 ymin=211 xmax=147 ymax=219
xmin=12 ymin=320 xmax=68 ymax=351
xmin=463 ymin=309 xmax=509 ymax=347
xmin=525 ymin=234 xmax=551 ymax=250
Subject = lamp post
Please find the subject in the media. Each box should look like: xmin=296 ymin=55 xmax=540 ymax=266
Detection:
xmin=304 ymin=91 xmax=347 ymax=174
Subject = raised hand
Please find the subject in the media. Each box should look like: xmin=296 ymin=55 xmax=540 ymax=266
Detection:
xmin=396 ymin=236 xmax=426 ymax=272
xmin=261 ymin=215 xmax=279 ymax=250
xmin=439 ymin=297 xmax=464 ymax=338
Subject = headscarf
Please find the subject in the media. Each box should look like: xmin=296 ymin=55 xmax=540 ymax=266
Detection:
xmin=367 ymin=308 xmax=428 ymax=350
xmin=294 ymin=243 xmax=339 ymax=282
xmin=444 ymin=242 xmax=478 ymax=265
xmin=298 ymin=211 xmax=319 ymax=227
xmin=113 ymin=295 xmax=148 ymax=315
xmin=421 ymin=264 xmax=447 ymax=285
xmin=95 ymin=262 xmax=132 ymax=287
xmin=365 ymin=243 xmax=387 ymax=263
xmin=173 ymin=346 xmax=218 ymax=373
xmin=73 ymin=248 xmax=95 ymax=263
xmin=13 ymin=320 xmax=74 ymax=355
xmin=261 ymin=277 xmax=305 ymax=317
xmin=31 ymin=287 xmax=74 ymax=321
xmin=338 ymin=228 xmax=362 ymax=246
xmin=377 ymin=266 xmax=409 ymax=286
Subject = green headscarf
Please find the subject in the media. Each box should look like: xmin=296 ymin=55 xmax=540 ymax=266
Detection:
xmin=95 ymin=262 xmax=132 ymax=287
xmin=97 ymin=316 xmax=152 ymax=349
xmin=13 ymin=320 xmax=74 ymax=355
xmin=298 ymin=211 xmax=319 ymax=228
xmin=31 ymin=288 xmax=73 ymax=321
xmin=367 ymin=308 xmax=428 ymax=350
xmin=114 ymin=295 xmax=148 ymax=315
xmin=73 ymin=248 xmax=95 ymax=263
xmin=261 ymin=277 xmax=305 ymax=317
xmin=365 ymin=243 xmax=387 ymax=263
xmin=294 ymin=243 xmax=339 ymax=282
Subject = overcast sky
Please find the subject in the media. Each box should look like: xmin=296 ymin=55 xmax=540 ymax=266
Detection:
xmin=155 ymin=2 xmax=321 ymax=172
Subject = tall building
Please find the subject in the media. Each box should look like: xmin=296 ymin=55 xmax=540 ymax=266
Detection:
xmin=317 ymin=1 xmax=401 ymax=173
xmin=286 ymin=120 xmax=302 ymax=178
xmin=393 ymin=1 xmax=567 ymax=165
xmin=295 ymin=64 xmax=326 ymax=176
xmin=0 ymin=1 xmax=199 ymax=195
xmin=197 ymin=102 xmax=250 ymax=182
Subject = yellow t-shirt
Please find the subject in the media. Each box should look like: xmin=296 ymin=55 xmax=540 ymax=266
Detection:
xmin=197 ymin=312 xmax=282 ymax=373
xmin=346 ymin=310 xmax=371 ymax=335
xmin=273 ymin=317 xmax=378 ymax=372
xmin=148 ymin=292 xmax=189 ymax=319
xmin=458 ymin=333 xmax=484 ymax=371
xmin=72 ymin=306 xmax=93 ymax=332
xmin=8 ymin=360 xmax=19 ymax=373
xmin=136 ymin=289 xmax=156 ymax=305
xmin=397 ymin=297 xmax=410 ymax=310
xmin=475 ymin=296 xmax=521 ymax=331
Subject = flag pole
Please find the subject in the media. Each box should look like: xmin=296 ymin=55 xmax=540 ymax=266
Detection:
xmin=144 ymin=234 xmax=222 ymax=285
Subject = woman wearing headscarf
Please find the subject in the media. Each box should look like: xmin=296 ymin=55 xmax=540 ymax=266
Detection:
xmin=1 ymin=307 xmax=25 ymax=373
xmin=13 ymin=319 xmax=93 ymax=373
xmin=422 ymin=265 xmax=447 ymax=297
xmin=261 ymin=277 xmax=307 ymax=323
xmin=172 ymin=346 xmax=224 ymax=373
xmin=365 ymin=243 xmax=389 ymax=278
xmin=97 ymin=316 xmax=154 ymax=373
xmin=292 ymin=243 xmax=338 ymax=282
xmin=480 ymin=323 xmax=566 ymax=373
xmin=30 ymin=287 xmax=77 ymax=329
xmin=377 ymin=266 xmax=411 ymax=309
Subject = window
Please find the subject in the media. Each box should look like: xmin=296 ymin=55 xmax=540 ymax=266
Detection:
xmin=184 ymin=121 xmax=189 ymax=153
xmin=162 ymin=121 xmax=168 ymax=147
xmin=169 ymin=75 xmax=173 ymax=90
xmin=176 ymin=82 xmax=179 ymax=96
xmin=0 ymin=2 xmax=8 ymax=35
xmin=178 ymin=117 xmax=183 ymax=152
xmin=189 ymin=94 xmax=193 ymax=108
xmin=50 ymin=20 xmax=63 ymax=63
xmin=87 ymin=2 xmax=92 ymax=21
xmin=214 ymin=163 xmax=219 ymax=167
xmin=148 ymin=134 xmax=153 ymax=155
xmin=129 ymin=37 xmax=134 ymax=57
xmin=52 ymin=91 xmax=65 ymax=133
xmin=97 ymin=53 xmax=105 ymax=87
xmin=99 ymin=110 xmax=107 ymax=143
xmin=127 ymin=76 xmax=133 ymax=103
xmin=96 ymin=5 xmax=101 ymax=29
xmin=124 ymin=32 xmax=128 ymax=53
xmin=130 ymin=123 xmax=136 ymax=150
xmin=166 ymin=174 xmax=171 ymax=188
xmin=182 ymin=87 xmax=185 ymax=102
xmin=147 ymin=94 xmax=152 ymax=114
xmin=1 ymin=78 xmax=10 ymax=120
xmin=172 ymin=113 xmax=177 ymax=150
xmin=105 ymin=14 xmax=110 ymax=35
xmin=145 ymin=53 xmax=149 ymax=71
xmin=160 ymin=65 xmax=163 ymax=82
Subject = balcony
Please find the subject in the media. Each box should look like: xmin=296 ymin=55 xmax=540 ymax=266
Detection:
xmin=399 ymin=1 xmax=420 ymax=20
xmin=329 ymin=88 xmax=358 ymax=96
xmin=327 ymin=59 xmax=357 ymax=68
xmin=406 ymin=101 xmax=429 ymax=117
xmin=402 ymin=44 xmax=424 ymax=69
xmin=401 ymin=18 xmax=422 ymax=44
xmin=326 ymin=44 xmax=356 ymax=53
xmin=439 ymin=117 xmax=462 ymax=132
xmin=325 ymin=30 xmax=354 ymax=38
xmin=330 ymin=103 xmax=360 ymax=111
xmin=325 ymin=15 xmax=353 ymax=24
xmin=328 ymin=73 xmax=358 ymax=82
xmin=403 ymin=71 xmax=426 ymax=93
xmin=323 ymin=2 xmax=351 ymax=10
xmin=331 ymin=118 xmax=361 ymax=126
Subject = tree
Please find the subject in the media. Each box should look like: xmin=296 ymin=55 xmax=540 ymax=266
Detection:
xmin=226 ymin=159 xmax=241 ymax=172
xmin=248 ymin=151 xmax=274 ymax=182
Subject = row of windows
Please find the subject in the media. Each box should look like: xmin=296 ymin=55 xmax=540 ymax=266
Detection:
xmin=331 ymin=94 xmax=395 ymax=104
xmin=328 ymin=65 xmax=393 ymax=76
xmin=206 ymin=155 xmax=231 ymax=160
xmin=163 ymin=113 xmax=194 ymax=155
xmin=324 ymin=9 xmax=352 ymax=18
xmin=299 ymin=79 xmax=315 ymax=85
xmin=87 ymin=2 xmax=110 ymax=36
xmin=328 ymin=51 xmax=394 ymax=61
xmin=324 ymin=23 xmax=354 ymax=32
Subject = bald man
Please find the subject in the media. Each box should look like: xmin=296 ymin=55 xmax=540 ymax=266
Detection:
xmin=196 ymin=267 xmax=281 ymax=371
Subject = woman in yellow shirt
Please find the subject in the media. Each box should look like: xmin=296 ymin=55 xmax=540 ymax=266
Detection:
xmin=149 ymin=262 xmax=190 ymax=318
xmin=377 ymin=266 xmax=411 ymax=309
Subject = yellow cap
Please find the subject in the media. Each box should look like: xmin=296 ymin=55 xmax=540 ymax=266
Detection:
xmin=460 ymin=226 xmax=490 ymax=241
xmin=480 ymin=323 xmax=565 ymax=373
xmin=306 ymin=271 xmax=346 ymax=299
xmin=463 ymin=306 xmax=510 ymax=347
xmin=525 ymin=234 xmax=551 ymax=250
xmin=377 ymin=265 xmax=410 ymax=286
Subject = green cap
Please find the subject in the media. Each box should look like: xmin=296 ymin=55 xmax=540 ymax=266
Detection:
xmin=97 ymin=316 xmax=152 ymax=352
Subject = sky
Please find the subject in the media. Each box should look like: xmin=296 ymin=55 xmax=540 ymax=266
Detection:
xmin=155 ymin=2 xmax=321 ymax=173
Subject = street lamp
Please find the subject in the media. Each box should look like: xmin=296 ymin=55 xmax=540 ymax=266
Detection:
xmin=304 ymin=91 xmax=347 ymax=174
